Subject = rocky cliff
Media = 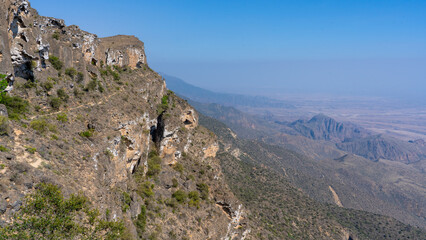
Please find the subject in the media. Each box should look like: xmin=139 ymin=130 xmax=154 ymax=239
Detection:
xmin=288 ymin=114 xmax=426 ymax=163
xmin=0 ymin=1 xmax=250 ymax=239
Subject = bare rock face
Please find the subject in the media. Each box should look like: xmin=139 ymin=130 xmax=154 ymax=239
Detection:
xmin=0 ymin=1 xmax=251 ymax=239
xmin=0 ymin=0 xmax=147 ymax=81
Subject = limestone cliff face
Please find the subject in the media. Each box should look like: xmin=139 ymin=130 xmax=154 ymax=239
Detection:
xmin=0 ymin=1 xmax=250 ymax=239
xmin=0 ymin=0 xmax=146 ymax=80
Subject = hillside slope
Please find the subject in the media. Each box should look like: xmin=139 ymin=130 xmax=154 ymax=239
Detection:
xmin=0 ymin=1 xmax=250 ymax=239
xmin=199 ymin=113 xmax=426 ymax=239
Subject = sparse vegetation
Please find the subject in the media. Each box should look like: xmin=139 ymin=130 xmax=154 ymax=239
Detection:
xmin=52 ymin=31 xmax=60 ymax=40
xmin=65 ymin=67 xmax=77 ymax=79
xmin=146 ymin=151 xmax=162 ymax=177
xmin=138 ymin=181 xmax=154 ymax=198
xmin=56 ymin=113 xmax=68 ymax=123
xmin=173 ymin=162 xmax=184 ymax=174
xmin=104 ymin=149 xmax=113 ymax=159
xmin=172 ymin=189 xmax=187 ymax=204
xmin=157 ymin=95 xmax=169 ymax=114
xmin=108 ymin=66 xmax=121 ymax=81
xmin=23 ymin=80 xmax=37 ymax=89
xmin=188 ymin=191 xmax=200 ymax=207
xmin=84 ymin=78 xmax=98 ymax=91
xmin=49 ymin=97 xmax=62 ymax=110
xmin=196 ymin=183 xmax=209 ymax=200
xmin=0 ymin=116 xmax=9 ymax=135
xmin=25 ymin=146 xmax=37 ymax=154
xmin=0 ymin=95 xmax=29 ymax=120
xmin=79 ymin=129 xmax=94 ymax=138
xmin=76 ymin=72 xmax=84 ymax=83
xmin=172 ymin=178 xmax=178 ymax=188
xmin=0 ymin=145 xmax=9 ymax=152
xmin=50 ymin=134 xmax=59 ymax=140
xmin=0 ymin=74 xmax=8 ymax=101
xmin=121 ymin=191 xmax=132 ymax=212
xmin=30 ymin=118 xmax=56 ymax=134
xmin=57 ymin=88 xmax=69 ymax=102
xmin=0 ymin=183 xmax=125 ymax=239
xmin=135 ymin=205 xmax=147 ymax=237
xmin=40 ymin=80 xmax=54 ymax=91
xmin=49 ymin=55 xmax=63 ymax=71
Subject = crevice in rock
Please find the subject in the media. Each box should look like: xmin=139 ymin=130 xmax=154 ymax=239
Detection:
xmin=12 ymin=49 xmax=35 ymax=80
xmin=151 ymin=113 xmax=165 ymax=148
xmin=91 ymin=58 xmax=97 ymax=66
xmin=10 ymin=16 xmax=25 ymax=39
xmin=216 ymin=201 xmax=233 ymax=219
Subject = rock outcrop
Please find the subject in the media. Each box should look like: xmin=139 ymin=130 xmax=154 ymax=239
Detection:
xmin=0 ymin=1 xmax=250 ymax=239
xmin=0 ymin=0 xmax=147 ymax=81
xmin=289 ymin=114 xmax=426 ymax=163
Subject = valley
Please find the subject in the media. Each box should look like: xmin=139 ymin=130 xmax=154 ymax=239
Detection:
xmin=240 ymin=95 xmax=426 ymax=142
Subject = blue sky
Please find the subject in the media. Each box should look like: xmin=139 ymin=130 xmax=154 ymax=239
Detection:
xmin=31 ymin=0 xmax=426 ymax=102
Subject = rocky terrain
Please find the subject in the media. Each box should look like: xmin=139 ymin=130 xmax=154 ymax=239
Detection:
xmin=0 ymin=1 xmax=250 ymax=239
xmin=199 ymin=113 xmax=426 ymax=239
xmin=167 ymin=82 xmax=426 ymax=232
xmin=0 ymin=1 xmax=424 ymax=240
xmin=283 ymin=114 xmax=426 ymax=163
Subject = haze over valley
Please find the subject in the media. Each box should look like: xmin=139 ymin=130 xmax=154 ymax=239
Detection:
xmin=0 ymin=1 xmax=424 ymax=239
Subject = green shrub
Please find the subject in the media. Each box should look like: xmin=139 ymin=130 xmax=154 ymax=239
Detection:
xmin=79 ymin=129 xmax=94 ymax=138
xmin=157 ymin=95 xmax=169 ymax=114
xmin=98 ymin=82 xmax=105 ymax=93
xmin=197 ymin=183 xmax=209 ymax=200
xmin=172 ymin=190 xmax=187 ymax=203
xmin=188 ymin=191 xmax=200 ymax=207
xmin=65 ymin=67 xmax=77 ymax=79
xmin=121 ymin=191 xmax=131 ymax=212
xmin=172 ymin=178 xmax=178 ymax=188
xmin=0 ymin=74 xmax=8 ymax=101
xmin=173 ymin=163 xmax=184 ymax=174
xmin=0 ymin=145 xmax=9 ymax=152
xmin=30 ymin=118 xmax=48 ymax=133
xmin=49 ymin=55 xmax=63 ymax=71
xmin=147 ymin=155 xmax=162 ymax=177
xmin=138 ymin=181 xmax=154 ymax=198
xmin=100 ymin=69 xmax=108 ymax=78
xmin=25 ymin=146 xmax=36 ymax=154
xmin=113 ymin=65 xmax=124 ymax=73
xmin=52 ymin=31 xmax=60 ymax=40
xmin=23 ymin=80 xmax=37 ymax=89
xmin=30 ymin=118 xmax=56 ymax=134
xmin=135 ymin=205 xmax=147 ymax=237
xmin=104 ymin=149 xmax=113 ymax=159
xmin=0 ymin=183 xmax=125 ymax=239
xmin=49 ymin=97 xmax=62 ymax=110
xmin=0 ymin=116 xmax=9 ymax=135
xmin=107 ymin=66 xmax=120 ymax=81
xmin=56 ymin=113 xmax=68 ymax=123
xmin=57 ymin=88 xmax=69 ymax=102
xmin=41 ymin=81 xmax=54 ymax=91
xmin=73 ymin=88 xmax=83 ymax=99
xmin=0 ymin=95 xmax=29 ymax=120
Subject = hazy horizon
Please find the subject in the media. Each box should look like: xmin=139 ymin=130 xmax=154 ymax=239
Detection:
xmin=30 ymin=0 xmax=426 ymax=103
